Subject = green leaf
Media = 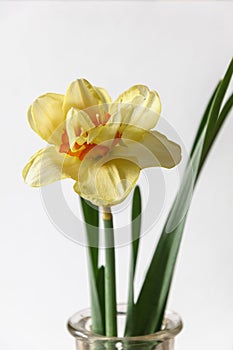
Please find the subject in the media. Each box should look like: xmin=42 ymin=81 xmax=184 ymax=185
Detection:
xmin=124 ymin=186 xmax=142 ymax=335
xmin=217 ymin=93 xmax=233 ymax=128
xmin=197 ymin=92 xmax=233 ymax=178
xmin=128 ymin=130 xmax=205 ymax=336
xmin=103 ymin=210 xmax=117 ymax=336
xmin=200 ymin=58 xmax=233 ymax=171
xmin=80 ymin=198 xmax=105 ymax=335
xmin=81 ymin=198 xmax=99 ymax=276
xmin=97 ymin=265 xmax=106 ymax=335
xmin=126 ymin=58 xmax=233 ymax=336
xmin=218 ymin=93 xmax=233 ymax=128
xmin=190 ymin=82 xmax=220 ymax=157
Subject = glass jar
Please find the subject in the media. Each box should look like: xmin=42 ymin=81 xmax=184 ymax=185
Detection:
xmin=67 ymin=304 xmax=183 ymax=349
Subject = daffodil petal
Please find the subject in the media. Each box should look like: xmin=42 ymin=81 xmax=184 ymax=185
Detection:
xmin=74 ymin=158 xmax=140 ymax=206
xmin=91 ymin=111 xmax=121 ymax=145
xmin=111 ymin=130 xmax=181 ymax=169
xmin=66 ymin=108 xmax=96 ymax=149
xmin=112 ymin=85 xmax=161 ymax=131
xmin=28 ymin=93 xmax=65 ymax=145
xmin=66 ymin=107 xmax=121 ymax=150
xmin=95 ymin=86 xmax=112 ymax=104
xmin=141 ymin=131 xmax=181 ymax=168
xmin=115 ymin=85 xmax=161 ymax=114
xmin=63 ymin=78 xmax=109 ymax=115
xmin=23 ymin=146 xmax=80 ymax=187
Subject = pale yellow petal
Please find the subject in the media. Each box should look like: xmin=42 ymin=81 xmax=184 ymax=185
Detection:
xmin=112 ymin=85 xmax=161 ymax=131
xmin=141 ymin=131 xmax=181 ymax=168
xmin=23 ymin=146 xmax=80 ymax=187
xmin=111 ymin=130 xmax=181 ymax=169
xmin=115 ymin=85 xmax=161 ymax=114
xmin=63 ymin=78 xmax=109 ymax=115
xmin=66 ymin=107 xmax=121 ymax=150
xmin=95 ymin=86 xmax=112 ymax=104
xmin=105 ymin=104 xmax=145 ymax=142
xmin=74 ymin=158 xmax=140 ymax=206
xmin=28 ymin=93 xmax=65 ymax=145
xmin=91 ymin=111 xmax=121 ymax=145
xmin=66 ymin=108 xmax=96 ymax=149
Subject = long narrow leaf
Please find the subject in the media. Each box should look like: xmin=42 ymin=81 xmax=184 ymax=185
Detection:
xmin=197 ymin=92 xmax=233 ymax=178
xmin=127 ymin=130 xmax=205 ymax=336
xmin=81 ymin=198 xmax=99 ymax=277
xmin=103 ymin=211 xmax=117 ymax=336
xmin=97 ymin=265 xmax=106 ymax=334
xmin=201 ymin=58 xmax=233 ymax=164
xmin=126 ymin=59 xmax=233 ymax=336
xmin=125 ymin=186 xmax=142 ymax=335
xmin=80 ymin=198 xmax=105 ymax=334
xmin=190 ymin=82 xmax=220 ymax=157
xmin=217 ymin=93 xmax=233 ymax=128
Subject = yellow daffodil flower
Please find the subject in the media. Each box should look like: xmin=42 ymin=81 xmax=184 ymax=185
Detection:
xmin=23 ymin=79 xmax=181 ymax=206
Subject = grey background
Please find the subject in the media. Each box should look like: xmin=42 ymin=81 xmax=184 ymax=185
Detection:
xmin=0 ymin=1 xmax=233 ymax=350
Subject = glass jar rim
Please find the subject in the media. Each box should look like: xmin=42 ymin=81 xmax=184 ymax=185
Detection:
xmin=67 ymin=304 xmax=183 ymax=342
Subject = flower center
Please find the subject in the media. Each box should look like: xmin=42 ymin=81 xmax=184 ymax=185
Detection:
xmin=59 ymin=129 xmax=121 ymax=161
xmin=93 ymin=112 xmax=111 ymax=126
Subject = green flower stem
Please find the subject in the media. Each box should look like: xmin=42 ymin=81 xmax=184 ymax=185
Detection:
xmin=103 ymin=207 xmax=117 ymax=337
xmin=80 ymin=198 xmax=105 ymax=335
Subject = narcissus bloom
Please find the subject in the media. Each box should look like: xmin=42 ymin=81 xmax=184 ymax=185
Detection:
xmin=23 ymin=79 xmax=181 ymax=206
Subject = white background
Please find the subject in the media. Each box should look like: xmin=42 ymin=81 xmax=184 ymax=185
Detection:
xmin=0 ymin=1 xmax=233 ymax=350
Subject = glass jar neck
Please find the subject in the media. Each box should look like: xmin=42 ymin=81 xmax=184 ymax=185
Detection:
xmin=68 ymin=304 xmax=182 ymax=350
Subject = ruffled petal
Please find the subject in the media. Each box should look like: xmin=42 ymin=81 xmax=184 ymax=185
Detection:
xmin=91 ymin=110 xmax=121 ymax=145
xmin=111 ymin=130 xmax=181 ymax=169
xmin=66 ymin=107 xmax=121 ymax=150
xmin=23 ymin=146 xmax=80 ymax=187
xmin=74 ymin=158 xmax=140 ymax=206
xmin=63 ymin=78 xmax=110 ymax=115
xmin=112 ymin=85 xmax=161 ymax=132
xmin=66 ymin=108 xmax=96 ymax=149
xmin=28 ymin=93 xmax=65 ymax=145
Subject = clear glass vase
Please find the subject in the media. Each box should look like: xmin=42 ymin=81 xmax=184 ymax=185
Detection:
xmin=67 ymin=304 xmax=182 ymax=350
